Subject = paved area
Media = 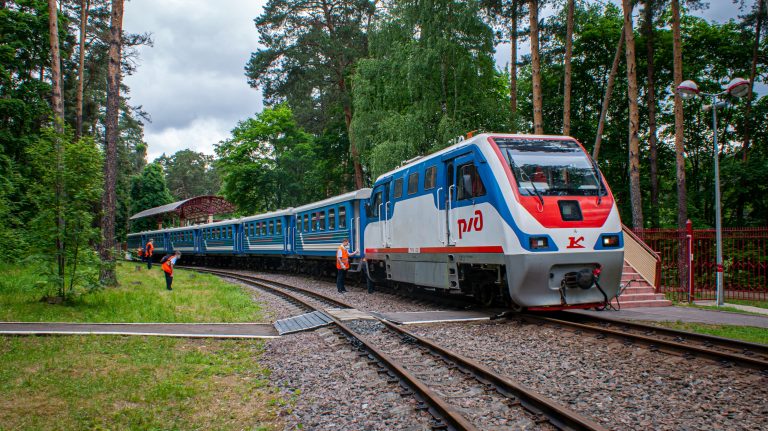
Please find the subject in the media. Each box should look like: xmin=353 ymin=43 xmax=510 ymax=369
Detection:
xmin=573 ymin=306 xmax=768 ymax=329
xmin=0 ymin=322 xmax=279 ymax=338
xmin=373 ymin=309 xmax=505 ymax=325
xmin=695 ymin=300 xmax=768 ymax=316
xmin=325 ymin=307 xmax=375 ymax=321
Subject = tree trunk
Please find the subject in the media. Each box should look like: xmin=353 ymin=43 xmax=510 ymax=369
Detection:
xmin=593 ymin=29 xmax=624 ymax=160
xmin=75 ymin=0 xmax=89 ymax=140
xmin=99 ymin=0 xmax=124 ymax=287
xmin=339 ymin=74 xmax=363 ymax=190
xmin=563 ymin=0 xmax=574 ymax=135
xmin=671 ymin=0 xmax=687 ymax=230
xmin=530 ymin=0 xmax=543 ymax=134
xmin=623 ymin=0 xmax=643 ymax=229
xmin=644 ymin=1 xmax=660 ymax=227
xmin=742 ymin=0 xmax=764 ymax=162
xmin=48 ymin=0 xmax=66 ymax=297
xmin=510 ymin=0 xmax=518 ymax=130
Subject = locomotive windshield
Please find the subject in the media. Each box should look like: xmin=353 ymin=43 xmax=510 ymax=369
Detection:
xmin=494 ymin=138 xmax=605 ymax=197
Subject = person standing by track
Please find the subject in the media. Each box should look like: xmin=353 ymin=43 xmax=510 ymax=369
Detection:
xmin=336 ymin=238 xmax=357 ymax=293
xmin=162 ymin=251 xmax=181 ymax=291
xmin=145 ymin=238 xmax=154 ymax=270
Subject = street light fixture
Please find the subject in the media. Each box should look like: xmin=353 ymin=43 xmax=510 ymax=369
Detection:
xmin=676 ymin=77 xmax=749 ymax=307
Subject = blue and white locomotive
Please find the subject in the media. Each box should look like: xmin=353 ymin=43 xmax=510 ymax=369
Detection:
xmin=128 ymin=133 xmax=623 ymax=310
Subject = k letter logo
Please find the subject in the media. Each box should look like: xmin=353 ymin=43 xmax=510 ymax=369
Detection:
xmin=567 ymin=236 xmax=585 ymax=249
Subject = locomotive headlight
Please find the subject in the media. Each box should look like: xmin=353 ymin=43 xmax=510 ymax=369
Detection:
xmin=529 ymin=237 xmax=549 ymax=249
xmin=602 ymin=234 xmax=620 ymax=248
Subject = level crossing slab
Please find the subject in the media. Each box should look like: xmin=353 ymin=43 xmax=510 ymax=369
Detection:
xmin=0 ymin=322 xmax=279 ymax=338
xmin=373 ymin=309 xmax=503 ymax=325
xmin=325 ymin=308 xmax=376 ymax=321
xmin=274 ymin=311 xmax=335 ymax=335
xmin=570 ymin=306 xmax=768 ymax=329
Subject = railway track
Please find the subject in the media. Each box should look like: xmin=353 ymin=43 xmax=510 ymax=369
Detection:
xmin=187 ymin=267 xmax=607 ymax=431
xmin=520 ymin=312 xmax=768 ymax=372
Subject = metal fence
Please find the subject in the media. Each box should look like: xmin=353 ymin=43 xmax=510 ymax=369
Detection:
xmin=634 ymin=223 xmax=768 ymax=302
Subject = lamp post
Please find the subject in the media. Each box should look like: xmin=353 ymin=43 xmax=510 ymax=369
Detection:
xmin=677 ymin=77 xmax=749 ymax=307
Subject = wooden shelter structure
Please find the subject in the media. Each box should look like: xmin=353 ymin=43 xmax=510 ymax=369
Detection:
xmin=129 ymin=196 xmax=236 ymax=229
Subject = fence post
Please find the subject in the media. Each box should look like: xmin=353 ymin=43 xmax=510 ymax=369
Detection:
xmin=687 ymin=219 xmax=694 ymax=303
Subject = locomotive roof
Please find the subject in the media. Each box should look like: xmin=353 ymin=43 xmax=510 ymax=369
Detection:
xmin=293 ymin=189 xmax=372 ymax=212
xmin=374 ymin=133 xmax=577 ymax=182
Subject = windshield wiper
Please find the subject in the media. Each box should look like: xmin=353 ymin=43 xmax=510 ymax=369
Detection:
xmin=507 ymin=149 xmax=544 ymax=207
xmin=591 ymin=157 xmax=603 ymax=205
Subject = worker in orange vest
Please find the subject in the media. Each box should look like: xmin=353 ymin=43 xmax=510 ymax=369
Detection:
xmin=162 ymin=251 xmax=181 ymax=290
xmin=145 ymin=238 xmax=154 ymax=270
xmin=336 ymin=238 xmax=357 ymax=293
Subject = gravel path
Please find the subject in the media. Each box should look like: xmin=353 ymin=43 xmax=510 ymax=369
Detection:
xmin=233 ymin=270 xmax=441 ymax=314
xmin=406 ymin=320 xmax=768 ymax=431
xmin=263 ymin=327 xmax=434 ymax=430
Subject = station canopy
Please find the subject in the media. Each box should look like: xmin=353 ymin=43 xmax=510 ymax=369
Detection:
xmin=129 ymin=195 xmax=236 ymax=225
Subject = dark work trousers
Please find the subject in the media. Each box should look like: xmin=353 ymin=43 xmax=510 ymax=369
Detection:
xmin=364 ymin=262 xmax=375 ymax=293
xmin=165 ymin=271 xmax=173 ymax=290
xmin=147 ymin=256 xmax=153 ymax=270
xmin=336 ymin=269 xmax=347 ymax=292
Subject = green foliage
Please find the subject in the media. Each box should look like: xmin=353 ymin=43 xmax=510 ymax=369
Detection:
xmin=216 ymin=105 xmax=327 ymax=213
xmin=25 ymin=127 xmax=103 ymax=298
xmin=129 ymin=163 xmax=174 ymax=232
xmin=351 ymin=0 xmax=509 ymax=177
xmin=156 ymin=149 xmax=221 ymax=200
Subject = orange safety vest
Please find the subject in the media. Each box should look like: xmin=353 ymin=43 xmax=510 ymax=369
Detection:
xmin=336 ymin=245 xmax=349 ymax=270
xmin=162 ymin=257 xmax=173 ymax=275
xmin=145 ymin=242 xmax=154 ymax=256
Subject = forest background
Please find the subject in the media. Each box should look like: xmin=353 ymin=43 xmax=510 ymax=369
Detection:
xmin=1 ymin=0 xmax=767 ymax=295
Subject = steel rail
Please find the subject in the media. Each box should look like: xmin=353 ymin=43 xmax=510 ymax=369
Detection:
xmin=186 ymin=266 xmax=608 ymax=431
xmin=521 ymin=313 xmax=768 ymax=372
xmin=378 ymin=319 xmax=609 ymax=431
xmin=183 ymin=267 xmax=477 ymax=430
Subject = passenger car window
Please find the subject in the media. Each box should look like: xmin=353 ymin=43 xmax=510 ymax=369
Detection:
xmin=276 ymin=219 xmax=282 ymax=233
xmin=303 ymin=215 xmax=309 ymax=232
xmin=408 ymin=172 xmax=419 ymax=194
xmin=329 ymin=209 xmax=336 ymax=230
xmin=457 ymin=163 xmax=486 ymax=200
xmin=261 ymin=222 xmax=266 ymax=235
xmin=394 ymin=178 xmax=403 ymax=199
xmin=311 ymin=213 xmax=317 ymax=231
xmin=269 ymin=220 xmax=274 ymax=234
xmin=319 ymin=211 xmax=326 ymax=230
xmin=338 ymin=207 xmax=347 ymax=229
xmin=424 ymin=166 xmax=436 ymax=190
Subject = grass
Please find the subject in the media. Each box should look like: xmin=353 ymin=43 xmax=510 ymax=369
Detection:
xmin=727 ymin=299 xmax=768 ymax=309
xmin=652 ymin=321 xmax=768 ymax=345
xmin=0 ymin=335 xmax=282 ymax=430
xmin=0 ymin=262 xmax=283 ymax=430
xmin=0 ymin=262 xmax=263 ymax=323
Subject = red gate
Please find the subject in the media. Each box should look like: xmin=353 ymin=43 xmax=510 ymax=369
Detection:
xmin=634 ymin=223 xmax=768 ymax=302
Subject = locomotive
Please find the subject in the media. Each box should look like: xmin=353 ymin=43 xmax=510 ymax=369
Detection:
xmin=129 ymin=133 xmax=623 ymax=310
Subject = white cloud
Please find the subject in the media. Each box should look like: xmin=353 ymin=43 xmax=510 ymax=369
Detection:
xmin=145 ymin=117 xmax=231 ymax=162
xmin=123 ymin=0 xmax=266 ymax=161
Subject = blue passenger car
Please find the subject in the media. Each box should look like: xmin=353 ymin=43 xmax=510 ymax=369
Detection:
xmin=143 ymin=229 xmax=168 ymax=255
xmin=293 ymin=189 xmax=371 ymax=260
xmin=167 ymin=226 xmax=198 ymax=254
xmin=240 ymin=209 xmax=293 ymax=255
xmin=199 ymin=219 xmax=239 ymax=255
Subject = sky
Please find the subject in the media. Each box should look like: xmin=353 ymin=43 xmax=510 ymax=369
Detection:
xmin=123 ymin=0 xmax=745 ymax=162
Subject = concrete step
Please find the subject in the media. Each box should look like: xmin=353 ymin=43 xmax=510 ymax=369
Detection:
xmin=616 ymin=292 xmax=664 ymax=302
xmin=610 ymin=298 xmax=674 ymax=308
xmin=621 ymin=286 xmax=656 ymax=295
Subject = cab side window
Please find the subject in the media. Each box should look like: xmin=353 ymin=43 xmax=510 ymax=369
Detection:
xmin=457 ymin=163 xmax=486 ymax=201
xmin=393 ymin=178 xmax=403 ymax=199
xmin=371 ymin=191 xmax=382 ymax=217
